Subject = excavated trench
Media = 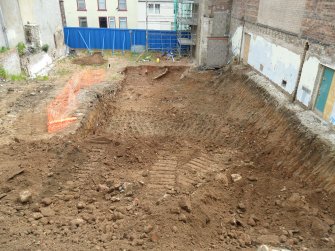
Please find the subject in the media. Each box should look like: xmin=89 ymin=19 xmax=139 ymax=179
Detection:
xmin=80 ymin=65 xmax=335 ymax=193
xmin=1 ymin=65 xmax=335 ymax=250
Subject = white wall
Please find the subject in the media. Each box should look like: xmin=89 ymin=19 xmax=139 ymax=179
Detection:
xmin=231 ymin=27 xmax=301 ymax=94
xmin=19 ymin=0 xmax=64 ymax=51
xmin=64 ymin=0 xmax=138 ymax=28
xmin=137 ymin=1 xmax=175 ymax=30
xmin=231 ymin=25 xmax=335 ymax=125
xmin=247 ymin=35 xmax=301 ymax=94
xmin=296 ymin=56 xmax=320 ymax=106
xmin=0 ymin=0 xmax=25 ymax=48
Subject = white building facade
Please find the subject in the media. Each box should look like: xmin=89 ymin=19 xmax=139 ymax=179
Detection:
xmin=64 ymin=0 xmax=138 ymax=29
xmin=137 ymin=0 xmax=175 ymax=30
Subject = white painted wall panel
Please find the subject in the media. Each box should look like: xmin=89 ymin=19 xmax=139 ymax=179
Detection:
xmin=247 ymin=35 xmax=300 ymax=94
xmin=296 ymin=57 xmax=320 ymax=106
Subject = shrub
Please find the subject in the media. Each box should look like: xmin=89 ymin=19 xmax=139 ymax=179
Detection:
xmin=0 ymin=67 xmax=7 ymax=79
xmin=17 ymin=42 xmax=26 ymax=56
xmin=42 ymin=44 xmax=49 ymax=53
xmin=0 ymin=47 xmax=9 ymax=53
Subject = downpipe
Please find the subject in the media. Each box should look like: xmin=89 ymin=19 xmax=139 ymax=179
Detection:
xmin=291 ymin=41 xmax=309 ymax=103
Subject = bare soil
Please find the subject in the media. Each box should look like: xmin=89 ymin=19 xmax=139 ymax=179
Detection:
xmin=0 ymin=63 xmax=335 ymax=251
xmin=73 ymin=52 xmax=107 ymax=65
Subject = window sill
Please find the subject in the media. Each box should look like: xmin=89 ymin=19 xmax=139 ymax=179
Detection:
xmin=118 ymin=9 xmax=127 ymax=11
xmin=98 ymin=9 xmax=107 ymax=11
xmin=77 ymin=9 xmax=87 ymax=11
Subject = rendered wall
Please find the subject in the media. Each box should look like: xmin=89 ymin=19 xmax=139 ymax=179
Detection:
xmin=0 ymin=49 xmax=21 ymax=75
xmin=0 ymin=0 xmax=25 ymax=48
xmin=19 ymin=0 xmax=64 ymax=51
xmin=137 ymin=1 xmax=175 ymax=30
xmin=64 ymin=0 xmax=138 ymax=28
xmin=234 ymin=29 xmax=301 ymax=94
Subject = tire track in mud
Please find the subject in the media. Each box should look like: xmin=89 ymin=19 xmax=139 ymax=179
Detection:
xmin=176 ymin=154 xmax=217 ymax=192
xmin=106 ymin=109 xmax=229 ymax=143
xmin=147 ymin=155 xmax=177 ymax=198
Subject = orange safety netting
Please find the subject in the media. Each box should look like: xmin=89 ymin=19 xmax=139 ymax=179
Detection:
xmin=47 ymin=69 xmax=106 ymax=133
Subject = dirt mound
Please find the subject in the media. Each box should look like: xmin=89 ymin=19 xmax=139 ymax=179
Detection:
xmin=73 ymin=52 xmax=107 ymax=65
xmin=0 ymin=65 xmax=334 ymax=250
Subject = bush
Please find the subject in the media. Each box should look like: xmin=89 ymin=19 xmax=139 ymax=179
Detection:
xmin=10 ymin=74 xmax=27 ymax=81
xmin=0 ymin=67 xmax=7 ymax=79
xmin=0 ymin=47 xmax=9 ymax=53
xmin=16 ymin=42 xmax=26 ymax=56
xmin=42 ymin=44 xmax=49 ymax=53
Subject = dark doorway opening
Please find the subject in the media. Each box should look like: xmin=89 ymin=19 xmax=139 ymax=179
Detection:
xmin=99 ymin=17 xmax=107 ymax=28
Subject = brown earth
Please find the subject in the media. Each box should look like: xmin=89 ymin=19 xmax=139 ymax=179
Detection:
xmin=0 ymin=63 xmax=335 ymax=251
xmin=73 ymin=52 xmax=108 ymax=65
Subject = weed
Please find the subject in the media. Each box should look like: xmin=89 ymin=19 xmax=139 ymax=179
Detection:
xmin=42 ymin=44 xmax=49 ymax=53
xmin=10 ymin=74 xmax=27 ymax=81
xmin=0 ymin=67 xmax=27 ymax=81
xmin=17 ymin=42 xmax=26 ymax=56
xmin=35 ymin=75 xmax=49 ymax=81
xmin=0 ymin=47 xmax=9 ymax=53
xmin=0 ymin=67 xmax=7 ymax=79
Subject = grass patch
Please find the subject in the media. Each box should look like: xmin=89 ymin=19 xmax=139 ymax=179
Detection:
xmin=0 ymin=67 xmax=27 ymax=81
xmin=16 ymin=42 xmax=26 ymax=56
xmin=0 ymin=67 xmax=7 ymax=79
xmin=0 ymin=47 xmax=9 ymax=53
xmin=35 ymin=75 xmax=49 ymax=81
xmin=10 ymin=74 xmax=27 ymax=81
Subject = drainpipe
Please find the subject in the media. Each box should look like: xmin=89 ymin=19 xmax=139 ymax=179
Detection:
xmin=0 ymin=6 xmax=9 ymax=48
xmin=291 ymin=41 xmax=309 ymax=103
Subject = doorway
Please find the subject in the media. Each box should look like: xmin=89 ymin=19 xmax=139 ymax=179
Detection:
xmin=99 ymin=17 xmax=107 ymax=28
xmin=315 ymin=66 xmax=335 ymax=115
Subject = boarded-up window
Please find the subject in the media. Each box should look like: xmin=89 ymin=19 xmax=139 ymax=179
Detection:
xmin=257 ymin=0 xmax=306 ymax=34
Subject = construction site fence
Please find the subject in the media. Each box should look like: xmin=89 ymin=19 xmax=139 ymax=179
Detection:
xmin=64 ymin=27 xmax=191 ymax=53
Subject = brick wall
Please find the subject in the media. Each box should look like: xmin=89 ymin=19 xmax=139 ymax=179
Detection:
xmin=245 ymin=0 xmax=259 ymax=23
xmin=208 ymin=0 xmax=232 ymax=13
xmin=257 ymin=0 xmax=306 ymax=34
xmin=231 ymin=0 xmax=259 ymax=22
xmin=302 ymin=0 xmax=335 ymax=45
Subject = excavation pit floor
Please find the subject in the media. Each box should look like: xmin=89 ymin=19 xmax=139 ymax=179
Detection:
xmin=0 ymin=63 xmax=335 ymax=251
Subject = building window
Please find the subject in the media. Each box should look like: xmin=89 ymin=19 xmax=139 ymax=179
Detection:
xmin=77 ymin=0 xmax=86 ymax=11
xmin=79 ymin=17 xmax=88 ymax=27
xmin=118 ymin=0 xmax=127 ymax=11
xmin=119 ymin=17 xmax=127 ymax=29
xmin=99 ymin=17 xmax=108 ymax=28
xmin=98 ymin=0 xmax=106 ymax=10
xmin=148 ymin=3 xmax=160 ymax=14
xmin=109 ymin=17 xmax=116 ymax=28
xmin=155 ymin=4 xmax=160 ymax=14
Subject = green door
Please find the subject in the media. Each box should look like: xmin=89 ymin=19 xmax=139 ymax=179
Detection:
xmin=315 ymin=67 xmax=335 ymax=113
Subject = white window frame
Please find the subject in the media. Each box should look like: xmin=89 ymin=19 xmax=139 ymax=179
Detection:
xmin=79 ymin=17 xmax=88 ymax=27
xmin=118 ymin=0 xmax=127 ymax=11
xmin=148 ymin=3 xmax=160 ymax=15
xmin=98 ymin=0 xmax=106 ymax=10
xmin=119 ymin=17 xmax=127 ymax=29
xmin=77 ymin=0 xmax=86 ymax=10
xmin=109 ymin=17 xmax=116 ymax=28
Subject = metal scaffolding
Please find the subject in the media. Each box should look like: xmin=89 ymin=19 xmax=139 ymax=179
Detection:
xmin=175 ymin=0 xmax=199 ymax=57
